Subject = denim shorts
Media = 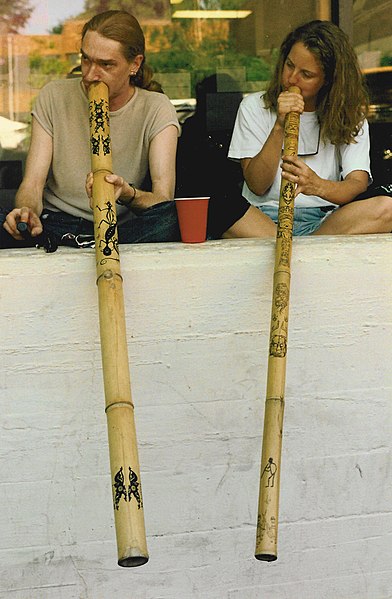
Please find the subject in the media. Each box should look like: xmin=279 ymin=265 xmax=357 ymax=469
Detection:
xmin=260 ymin=204 xmax=335 ymax=236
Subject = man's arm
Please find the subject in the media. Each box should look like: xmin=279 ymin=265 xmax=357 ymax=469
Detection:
xmin=88 ymin=124 xmax=178 ymax=211
xmin=135 ymin=123 xmax=178 ymax=208
xmin=4 ymin=118 xmax=52 ymax=239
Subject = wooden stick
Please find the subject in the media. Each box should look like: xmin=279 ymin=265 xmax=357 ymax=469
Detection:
xmin=88 ymin=81 xmax=148 ymax=567
xmin=255 ymin=86 xmax=301 ymax=562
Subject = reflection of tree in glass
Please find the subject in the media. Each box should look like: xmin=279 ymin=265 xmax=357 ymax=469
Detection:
xmin=84 ymin=0 xmax=171 ymax=20
xmin=197 ymin=0 xmax=221 ymax=9
xmin=147 ymin=24 xmax=272 ymax=98
xmin=0 ymin=0 xmax=33 ymax=34
xmin=177 ymin=0 xmax=249 ymax=8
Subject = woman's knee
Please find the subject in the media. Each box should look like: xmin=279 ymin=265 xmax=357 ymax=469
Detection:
xmin=374 ymin=195 xmax=392 ymax=224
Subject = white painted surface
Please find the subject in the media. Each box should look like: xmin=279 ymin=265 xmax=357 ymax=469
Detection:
xmin=0 ymin=236 xmax=391 ymax=599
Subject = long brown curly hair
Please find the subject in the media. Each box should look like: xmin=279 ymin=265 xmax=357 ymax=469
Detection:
xmin=81 ymin=10 xmax=163 ymax=93
xmin=264 ymin=20 xmax=369 ymax=145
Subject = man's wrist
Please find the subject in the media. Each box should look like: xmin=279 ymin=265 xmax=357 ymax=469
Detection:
xmin=116 ymin=183 xmax=137 ymax=207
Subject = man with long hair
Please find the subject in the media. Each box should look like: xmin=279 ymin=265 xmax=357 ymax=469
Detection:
xmin=1 ymin=10 xmax=270 ymax=248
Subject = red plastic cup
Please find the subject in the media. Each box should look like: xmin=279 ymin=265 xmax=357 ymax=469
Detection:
xmin=175 ymin=197 xmax=210 ymax=243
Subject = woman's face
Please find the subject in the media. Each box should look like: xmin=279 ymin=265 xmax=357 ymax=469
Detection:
xmin=281 ymin=41 xmax=326 ymax=111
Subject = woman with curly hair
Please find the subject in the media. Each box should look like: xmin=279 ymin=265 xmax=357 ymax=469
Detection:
xmin=229 ymin=20 xmax=392 ymax=235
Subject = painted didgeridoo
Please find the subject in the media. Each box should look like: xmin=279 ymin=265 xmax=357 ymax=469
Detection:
xmin=255 ymin=86 xmax=301 ymax=562
xmin=88 ymin=81 xmax=148 ymax=567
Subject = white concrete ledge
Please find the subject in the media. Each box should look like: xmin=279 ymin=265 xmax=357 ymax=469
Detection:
xmin=1 ymin=236 xmax=391 ymax=598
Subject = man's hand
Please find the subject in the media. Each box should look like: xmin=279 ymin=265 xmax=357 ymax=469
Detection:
xmin=85 ymin=172 xmax=135 ymax=209
xmin=3 ymin=207 xmax=43 ymax=240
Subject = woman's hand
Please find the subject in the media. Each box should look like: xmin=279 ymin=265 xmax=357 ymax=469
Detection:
xmin=281 ymin=155 xmax=322 ymax=197
xmin=276 ymin=90 xmax=304 ymax=128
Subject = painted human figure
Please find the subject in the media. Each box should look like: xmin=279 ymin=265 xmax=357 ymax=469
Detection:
xmin=262 ymin=457 xmax=277 ymax=488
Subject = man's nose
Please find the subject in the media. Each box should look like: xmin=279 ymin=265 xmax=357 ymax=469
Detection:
xmin=84 ymin=63 xmax=100 ymax=82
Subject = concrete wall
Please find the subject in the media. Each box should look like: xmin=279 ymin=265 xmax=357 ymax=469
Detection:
xmin=0 ymin=236 xmax=391 ymax=599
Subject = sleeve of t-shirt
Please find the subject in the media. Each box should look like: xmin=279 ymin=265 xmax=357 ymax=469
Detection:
xmin=31 ymin=82 xmax=55 ymax=137
xmin=340 ymin=119 xmax=372 ymax=182
xmin=148 ymin=94 xmax=180 ymax=142
xmin=228 ymin=93 xmax=272 ymax=160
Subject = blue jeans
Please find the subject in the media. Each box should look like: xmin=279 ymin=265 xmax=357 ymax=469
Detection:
xmin=260 ymin=205 xmax=335 ymax=236
xmin=0 ymin=201 xmax=181 ymax=249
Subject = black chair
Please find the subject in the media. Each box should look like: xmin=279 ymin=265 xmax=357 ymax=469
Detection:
xmin=364 ymin=67 xmax=392 ymax=186
xmin=0 ymin=160 xmax=23 ymax=211
xmin=368 ymin=122 xmax=392 ymax=186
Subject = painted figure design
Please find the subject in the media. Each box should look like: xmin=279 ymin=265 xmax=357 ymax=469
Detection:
xmin=128 ymin=467 xmax=143 ymax=509
xmin=90 ymin=134 xmax=100 ymax=156
xmin=113 ymin=466 xmax=143 ymax=510
xmin=90 ymin=98 xmax=109 ymax=133
xmin=278 ymin=182 xmax=295 ymax=234
xmin=269 ymin=282 xmax=289 ymax=357
xmin=113 ymin=467 xmax=127 ymax=510
xmin=256 ymin=511 xmax=277 ymax=543
xmin=277 ymin=181 xmax=295 ymax=267
xmin=96 ymin=201 xmax=119 ymax=260
xmin=261 ymin=457 xmax=277 ymax=487
xmin=102 ymin=135 xmax=111 ymax=155
xmin=256 ymin=512 xmax=267 ymax=543
xmin=89 ymin=98 xmax=111 ymax=155
xmin=274 ymin=282 xmax=289 ymax=311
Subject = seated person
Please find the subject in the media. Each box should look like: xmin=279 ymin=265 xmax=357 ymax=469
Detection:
xmin=229 ymin=20 xmax=392 ymax=236
xmin=1 ymin=10 xmax=272 ymax=250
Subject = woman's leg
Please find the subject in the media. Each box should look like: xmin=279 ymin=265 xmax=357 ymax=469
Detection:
xmin=312 ymin=195 xmax=392 ymax=235
xmin=222 ymin=205 xmax=276 ymax=238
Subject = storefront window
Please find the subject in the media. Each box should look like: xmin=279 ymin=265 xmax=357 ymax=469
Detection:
xmin=353 ymin=0 xmax=392 ymax=69
xmin=0 ymin=1 xmax=391 ymax=189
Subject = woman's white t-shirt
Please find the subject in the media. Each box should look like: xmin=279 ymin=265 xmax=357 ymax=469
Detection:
xmin=228 ymin=92 xmax=371 ymax=208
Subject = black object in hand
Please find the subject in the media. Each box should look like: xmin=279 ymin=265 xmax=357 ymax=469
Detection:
xmin=16 ymin=221 xmax=58 ymax=253
xmin=17 ymin=221 xmax=30 ymax=239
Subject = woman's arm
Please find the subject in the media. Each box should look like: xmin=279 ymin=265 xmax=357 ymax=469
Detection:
xmin=241 ymin=91 xmax=304 ymax=196
xmin=281 ymin=155 xmax=368 ymax=204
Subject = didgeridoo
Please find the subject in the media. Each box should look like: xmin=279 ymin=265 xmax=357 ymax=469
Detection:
xmin=255 ymin=86 xmax=301 ymax=562
xmin=88 ymin=82 xmax=148 ymax=567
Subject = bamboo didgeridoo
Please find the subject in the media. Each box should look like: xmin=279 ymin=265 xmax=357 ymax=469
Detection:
xmin=255 ymin=86 xmax=301 ymax=562
xmin=88 ymin=81 xmax=148 ymax=567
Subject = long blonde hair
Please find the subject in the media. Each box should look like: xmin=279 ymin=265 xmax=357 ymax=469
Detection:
xmin=81 ymin=10 xmax=163 ymax=92
xmin=264 ymin=20 xmax=369 ymax=145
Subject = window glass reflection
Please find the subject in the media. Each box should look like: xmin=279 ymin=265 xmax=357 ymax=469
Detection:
xmin=0 ymin=1 xmax=391 ymax=196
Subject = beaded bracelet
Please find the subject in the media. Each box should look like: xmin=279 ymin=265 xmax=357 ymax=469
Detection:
xmin=116 ymin=183 xmax=136 ymax=207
